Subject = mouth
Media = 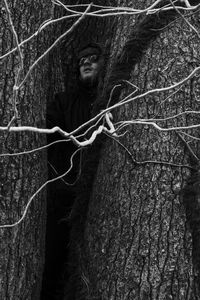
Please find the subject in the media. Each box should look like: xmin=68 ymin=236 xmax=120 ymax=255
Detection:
xmin=83 ymin=67 xmax=92 ymax=72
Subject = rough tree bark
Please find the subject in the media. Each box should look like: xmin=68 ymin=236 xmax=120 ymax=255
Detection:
xmin=0 ymin=1 xmax=55 ymax=299
xmin=67 ymin=1 xmax=200 ymax=300
xmin=2 ymin=0 xmax=199 ymax=299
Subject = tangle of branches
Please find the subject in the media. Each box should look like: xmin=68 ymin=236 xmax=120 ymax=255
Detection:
xmin=0 ymin=0 xmax=200 ymax=227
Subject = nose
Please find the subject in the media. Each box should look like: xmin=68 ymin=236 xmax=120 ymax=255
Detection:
xmin=83 ymin=57 xmax=91 ymax=65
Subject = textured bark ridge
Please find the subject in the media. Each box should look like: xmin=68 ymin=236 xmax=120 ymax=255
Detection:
xmin=0 ymin=1 xmax=52 ymax=299
xmin=182 ymin=168 xmax=200 ymax=292
xmin=65 ymin=1 xmax=200 ymax=299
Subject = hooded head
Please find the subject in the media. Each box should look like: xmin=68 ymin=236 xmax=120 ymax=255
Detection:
xmin=77 ymin=43 xmax=104 ymax=86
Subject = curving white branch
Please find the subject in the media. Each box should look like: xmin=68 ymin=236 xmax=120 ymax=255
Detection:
xmin=0 ymin=148 xmax=81 ymax=229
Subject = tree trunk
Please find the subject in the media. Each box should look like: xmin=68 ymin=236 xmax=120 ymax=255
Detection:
xmin=0 ymin=1 xmax=54 ymax=299
xmin=69 ymin=1 xmax=200 ymax=299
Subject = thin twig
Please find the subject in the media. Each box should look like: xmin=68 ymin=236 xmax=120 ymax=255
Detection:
xmin=116 ymin=120 xmax=200 ymax=133
xmin=1 ymin=1 xmax=199 ymax=61
xmin=176 ymin=131 xmax=199 ymax=161
xmin=0 ymin=139 xmax=70 ymax=157
xmin=170 ymin=0 xmax=200 ymax=38
xmin=18 ymin=4 xmax=92 ymax=89
xmin=179 ymin=131 xmax=200 ymax=141
xmin=0 ymin=148 xmax=82 ymax=228
xmin=137 ymin=110 xmax=200 ymax=122
xmin=107 ymin=133 xmax=195 ymax=170
xmin=0 ymin=14 xmax=79 ymax=60
xmin=3 ymin=0 xmax=24 ymax=126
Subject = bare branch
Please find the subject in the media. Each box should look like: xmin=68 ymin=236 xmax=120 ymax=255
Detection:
xmin=3 ymin=0 xmax=23 ymax=68
xmin=0 ymin=139 xmax=70 ymax=157
xmin=116 ymin=120 xmax=200 ymax=133
xmin=17 ymin=4 xmax=92 ymax=89
xmin=1 ymin=1 xmax=199 ymax=61
xmin=179 ymin=131 xmax=200 ymax=141
xmin=3 ymin=0 xmax=24 ymax=126
xmin=0 ymin=14 xmax=80 ymax=60
xmin=107 ymin=133 xmax=195 ymax=170
xmin=137 ymin=110 xmax=200 ymax=122
xmin=54 ymin=0 xmax=200 ymax=17
xmin=176 ymin=131 xmax=199 ymax=161
xmin=170 ymin=0 xmax=200 ymax=38
xmin=0 ymin=148 xmax=82 ymax=229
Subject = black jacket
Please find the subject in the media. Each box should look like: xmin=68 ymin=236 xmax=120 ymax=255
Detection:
xmin=47 ymin=83 xmax=97 ymax=190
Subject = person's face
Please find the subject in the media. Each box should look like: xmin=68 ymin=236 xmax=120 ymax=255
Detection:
xmin=79 ymin=54 xmax=102 ymax=83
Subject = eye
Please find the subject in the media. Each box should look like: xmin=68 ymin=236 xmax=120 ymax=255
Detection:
xmin=79 ymin=57 xmax=86 ymax=66
xmin=90 ymin=55 xmax=98 ymax=62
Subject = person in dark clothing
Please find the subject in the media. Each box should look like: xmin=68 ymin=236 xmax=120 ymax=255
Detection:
xmin=41 ymin=43 xmax=104 ymax=300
